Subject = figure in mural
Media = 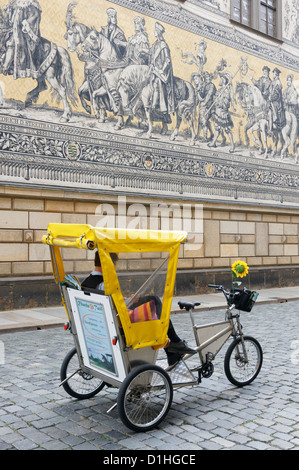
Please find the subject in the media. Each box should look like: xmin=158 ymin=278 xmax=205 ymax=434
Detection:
xmin=180 ymin=40 xmax=207 ymax=73
xmin=0 ymin=0 xmax=77 ymax=121
xmin=149 ymin=21 xmax=175 ymax=131
xmin=267 ymin=67 xmax=286 ymax=134
xmin=100 ymin=8 xmax=127 ymax=60
xmin=65 ymin=3 xmax=122 ymax=120
xmin=191 ymin=73 xmax=204 ymax=133
xmin=194 ymin=71 xmax=216 ymax=142
xmin=249 ymin=65 xmax=272 ymax=102
xmin=116 ymin=20 xmax=196 ymax=142
xmin=120 ymin=16 xmax=150 ymax=128
xmin=248 ymin=65 xmax=273 ymax=134
xmin=117 ymin=63 xmax=196 ymax=144
xmin=65 ymin=5 xmax=130 ymax=125
xmin=283 ymin=73 xmax=298 ymax=114
xmin=236 ymin=80 xmax=298 ymax=159
xmin=208 ymin=71 xmax=235 ymax=153
xmin=126 ymin=16 xmax=150 ymax=65
xmin=246 ymin=65 xmax=297 ymax=157
xmin=64 ymin=2 xmax=94 ymax=115
xmin=1 ymin=0 xmax=42 ymax=79
xmin=235 ymin=81 xmax=270 ymax=155
xmin=79 ymin=27 xmax=125 ymax=122
xmin=1 ymin=0 xmax=39 ymax=78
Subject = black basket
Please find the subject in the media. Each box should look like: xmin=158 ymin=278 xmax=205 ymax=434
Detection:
xmin=229 ymin=288 xmax=258 ymax=312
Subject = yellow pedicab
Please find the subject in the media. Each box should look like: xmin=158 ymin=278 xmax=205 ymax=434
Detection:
xmin=43 ymin=223 xmax=189 ymax=432
xmin=43 ymin=224 xmax=263 ymax=432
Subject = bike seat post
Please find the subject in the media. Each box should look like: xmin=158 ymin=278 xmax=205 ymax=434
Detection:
xmin=189 ymin=308 xmax=196 ymax=327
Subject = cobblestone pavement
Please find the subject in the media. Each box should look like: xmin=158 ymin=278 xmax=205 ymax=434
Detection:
xmin=1 ymin=301 xmax=299 ymax=451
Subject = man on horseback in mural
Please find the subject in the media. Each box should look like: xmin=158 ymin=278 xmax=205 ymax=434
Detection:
xmin=149 ymin=21 xmax=175 ymax=133
xmin=0 ymin=0 xmax=76 ymax=122
xmin=76 ymin=8 xmax=128 ymax=123
xmin=101 ymin=8 xmax=127 ymax=60
xmin=76 ymin=35 xmax=113 ymax=120
xmin=267 ymin=68 xmax=286 ymax=135
xmin=79 ymin=8 xmax=127 ymax=122
xmin=249 ymin=65 xmax=274 ymax=136
xmin=123 ymin=16 xmax=150 ymax=127
xmin=249 ymin=65 xmax=272 ymax=102
xmin=126 ymin=16 xmax=150 ymax=66
xmin=1 ymin=0 xmax=43 ymax=81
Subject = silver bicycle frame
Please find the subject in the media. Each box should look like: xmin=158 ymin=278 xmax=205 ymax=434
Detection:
xmin=184 ymin=305 xmax=239 ymax=365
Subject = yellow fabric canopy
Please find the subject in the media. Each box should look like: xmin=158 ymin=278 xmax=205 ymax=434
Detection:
xmin=43 ymin=224 xmax=187 ymax=350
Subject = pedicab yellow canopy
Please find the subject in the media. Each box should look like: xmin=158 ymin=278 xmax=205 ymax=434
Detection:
xmin=43 ymin=223 xmax=187 ymax=350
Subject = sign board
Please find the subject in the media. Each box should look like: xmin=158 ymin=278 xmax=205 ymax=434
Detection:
xmin=67 ymin=289 xmax=127 ymax=383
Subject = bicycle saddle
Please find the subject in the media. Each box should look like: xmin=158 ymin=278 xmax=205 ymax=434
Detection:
xmin=178 ymin=301 xmax=201 ymax=311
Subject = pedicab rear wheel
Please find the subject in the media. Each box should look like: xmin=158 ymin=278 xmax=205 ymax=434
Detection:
xmin=117 ymin=364 xmax=173 ymax=432
xmin=60 ymin=347 xmax=106 ymax=399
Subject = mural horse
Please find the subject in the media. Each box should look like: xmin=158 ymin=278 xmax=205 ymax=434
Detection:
xmin=236 ymin=82 xmax=298 ymax=161
xmin=65 ymin=1 xmax=125 ymax=121
xmin=65 ymin=3 xmax=127 ymax=121
xmin=117 ymin=65 xmax=196 ymax=145
xmin=0 ymin=19 xmax=77 ymax=122
xmin=79 ymin=28 xmax=127 ymax=123
xmin=65 ymin=3 xmax=99 ymax=117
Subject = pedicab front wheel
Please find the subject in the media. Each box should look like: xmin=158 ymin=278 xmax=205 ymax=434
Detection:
xmin=224 ymin=336 xmax=263 ymax=387
xmin=117 ymin=364 xmax=173 ymax=432
xmin=60 ymin=347 xmax=106 ymax=400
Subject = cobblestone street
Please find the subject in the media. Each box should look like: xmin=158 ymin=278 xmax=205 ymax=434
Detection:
xmin=1 ymin=301 xmax=299 ymax=450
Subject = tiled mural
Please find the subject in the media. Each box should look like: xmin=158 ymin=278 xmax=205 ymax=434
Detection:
xmin=0 ymin=0 xmax=298 ymax=206
xmin=285 ymin=0 xmax=299 ymax=43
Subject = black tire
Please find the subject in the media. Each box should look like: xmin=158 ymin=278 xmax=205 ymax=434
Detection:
xmin=117 ymin=364 xmax=173 ymax=432
xmin=224 ymin=336 xmax=263 ymax=387
xmin=60 ymin=347 xmax=105 ymax=399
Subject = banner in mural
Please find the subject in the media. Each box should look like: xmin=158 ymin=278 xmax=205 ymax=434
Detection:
xmin=0 ymin=0 xmax=298 ymax=206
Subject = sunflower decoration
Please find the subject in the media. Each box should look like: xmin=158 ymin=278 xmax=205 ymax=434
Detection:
xmin=231 ymin=260 xmax=249 ymax=283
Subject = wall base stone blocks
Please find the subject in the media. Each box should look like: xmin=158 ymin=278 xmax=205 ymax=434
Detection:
xmin=0 ymin=188 xmax=299 ymax=310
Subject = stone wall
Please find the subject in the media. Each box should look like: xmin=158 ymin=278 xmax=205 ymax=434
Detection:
xmin=1 ymin=187 xmax=299 ymax=277
xmin=0 ymin=186 xmax=298 ymax=310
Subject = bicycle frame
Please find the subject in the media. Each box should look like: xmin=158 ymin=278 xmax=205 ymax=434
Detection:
xmin=184 ymin=303 xmax=245 ymax=367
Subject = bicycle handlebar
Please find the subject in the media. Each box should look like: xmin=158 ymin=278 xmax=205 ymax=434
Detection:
xmin=208 ymin=284 xmax=225 ymax=291
xmin=208 ymin=284 xmax=230 ymax=301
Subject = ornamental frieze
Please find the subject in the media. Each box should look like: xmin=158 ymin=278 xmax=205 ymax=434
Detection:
xmin=0 ymin=118 xmax=298 ymax=193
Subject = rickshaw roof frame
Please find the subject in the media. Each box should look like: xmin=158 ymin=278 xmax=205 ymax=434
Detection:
xmin=42 ymin=223 xmax=187 ymax=252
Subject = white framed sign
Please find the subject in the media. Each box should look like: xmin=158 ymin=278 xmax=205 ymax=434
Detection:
xmin=67 ymin=289 xmax=127 ymax=383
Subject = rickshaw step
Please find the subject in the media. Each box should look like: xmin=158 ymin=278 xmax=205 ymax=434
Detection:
xmin=157 ymin=358 xmax=197 ymax=386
